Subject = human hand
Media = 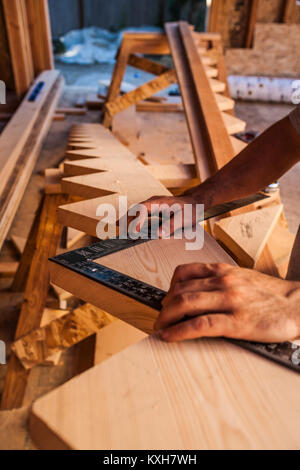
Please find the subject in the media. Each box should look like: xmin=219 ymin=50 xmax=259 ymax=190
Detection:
xmin=155 ymin=263 xmax=300 ymax=343
xmin=126 ymin=193 xmax=201 ymax=238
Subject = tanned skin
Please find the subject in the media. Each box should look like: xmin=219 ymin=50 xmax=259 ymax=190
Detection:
xmin=136 ymin=116 xmax=300 ymax=343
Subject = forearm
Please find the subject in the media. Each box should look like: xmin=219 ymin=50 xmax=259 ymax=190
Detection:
xmin=188 ymin=116 xmax=300 ymax=208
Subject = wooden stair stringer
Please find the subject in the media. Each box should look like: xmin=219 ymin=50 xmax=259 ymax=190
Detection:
xmin=58 ymin=124 xmax=171 ymax=237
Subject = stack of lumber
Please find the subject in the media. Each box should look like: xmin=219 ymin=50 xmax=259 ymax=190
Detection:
xmin=0 ymin=70 xmax=64 ymax=250
xmin=2 ymin=0 xmax=54 ymax=96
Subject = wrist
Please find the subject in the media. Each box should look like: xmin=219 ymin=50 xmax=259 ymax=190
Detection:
xmin=184 ymin=180 xmax=218 ymax=210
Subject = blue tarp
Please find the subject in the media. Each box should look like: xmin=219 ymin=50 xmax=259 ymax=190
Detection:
xmin=56 ymin=26 xmax=163 ymax=65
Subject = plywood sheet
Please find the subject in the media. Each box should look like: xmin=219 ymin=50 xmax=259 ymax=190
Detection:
xmin=226 ymin=24 xmax=300 ymax=77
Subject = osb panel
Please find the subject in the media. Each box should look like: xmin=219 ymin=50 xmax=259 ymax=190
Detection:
xmin=226 ymin=23 xmax=300 ymax=77
xmin=210 ymin=0 xmax=300 ymax=49
xmin=254 ymin=23 xmax=300 ymax=50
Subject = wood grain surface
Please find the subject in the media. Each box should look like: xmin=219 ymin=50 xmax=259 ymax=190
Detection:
xmin=31 ymin=332 xmax=300 ymax=450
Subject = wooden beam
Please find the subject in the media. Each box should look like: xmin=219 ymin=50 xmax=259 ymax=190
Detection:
xmin=208 ymin=0 xmax=221 ymax=33
xmin=102 ymin=39 xmax=132 ymax=127
xmin=146 ymin=163 xmax=197 ymax=188
xmin=103 ymin=33 xmax=171 ymax=127
xmin=11 ymin=199 xmax=44 ymax=292
xmin=128 ymin=54 xmax=170 ymax=75
xmin=135 ymin=93 xmax=235 ymax=115
xmin=166 ymin=21 xmax=235 ymax=182
xmin=0 ymin=0 xmax=14 ymax=88
xmin=104 ymin=69 xmax=177 ymax=118
xmin=53 ymin=113 xmax=65 ymax=121
xmin=122 ymin=32 xmax=170 ymax=55
xmin=25 ymin=0 xmax=54 ymax=74
xmin=136 ymin=101 xmax=183 ymax=113
xmin=2 ymin=0 xmax=34 ymax=96
xmin=56 ymin=107 xmax=87 ymax=116
xmin=245 ymin=0 xmax=259 ymax=48
xmin=0 ymin=262 xmax=19 ymax=277
xmin=0 ymin=71 xmax=60 ymax=195
xmin=166 ymin=22 xmax=279 ymax=276
xmin=282 ymin=0 xmax=297 ymax=23
xmin=0 ymin=71 xmax=64 ymax=251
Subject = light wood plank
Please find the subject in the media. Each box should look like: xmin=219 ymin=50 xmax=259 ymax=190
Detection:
xmin=128 ymin=54 xmax=169 ymax=75
xmin=105 ymin=70 xmax=177 ymax=118
xmin=3 ymin=0 xmax=34 ymax=96
xmin=209 ymin=78 xmax=226 ymax=92
xmin=31 ymin=329 xmax=300 ymax=450
xmin=204 ymin=65 xmax=218 ymax=78
xmin=0 ymin=72 xmax=64 ymax=251
xmin=49 ymin=231 xmax=236 ymax=334
xmin=146 ymin=163 xmax=198 ymax=188
xmin=166 ymin=21 xmax=235 ymax=181
xmin=222 ymin=112 xmax=246 ymax=135
xmin=94 ymin=320 xmax=147 ymax=365
xmin=215 ymin=93 xmax=235 ymax=111
xmin=0 ymin=71 xmax=60 ymax=197
xmin=214 ymin=205 xmax=283 ymax=267
xmin=25 ymin=0 xmax=54 ymax=74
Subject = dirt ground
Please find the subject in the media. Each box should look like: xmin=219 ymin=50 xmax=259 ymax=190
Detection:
xmin=0 ymin=75 xmax=299 ymax=449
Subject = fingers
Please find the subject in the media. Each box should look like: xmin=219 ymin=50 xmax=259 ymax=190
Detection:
xmin=170 ymin=263 xmax=232 ymax=289
xmin=159 ymin=314 xmax=234 ymax=342
xmin=162 ymin=277 xmax=226 ymax=307
xmin=123 ymin=192 xmax=204 ymax=237
xmin=125 ymin=197 xmax=162 ymax=234
xmin=158 ymin=201 xmax=199 ymax=238
xmin=124 ymin=195 xmax=201 ymax=237
xmin=155 ymin=290 xmax=233 ymax=330
xmin=158 ymin=209 xmax=183 ymax=238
